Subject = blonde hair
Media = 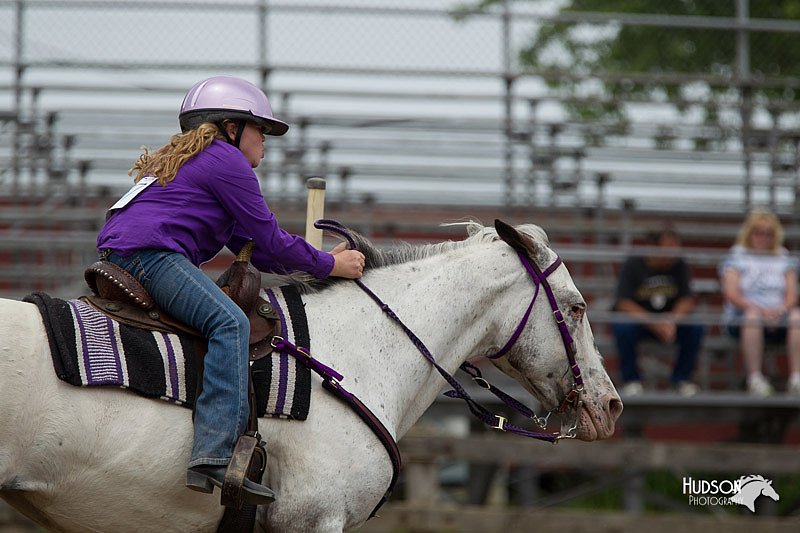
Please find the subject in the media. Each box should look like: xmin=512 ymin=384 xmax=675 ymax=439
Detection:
xmin=129 ymin=122 xmax=227 ymax=185
xmin=736 ymin=209 xmax=784 ymax=253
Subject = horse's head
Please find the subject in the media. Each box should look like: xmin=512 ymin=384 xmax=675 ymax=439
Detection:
xmin=485 ymin=219 xmax=622 ymax=441
xmin=740 ymin=475 xmax=780 ymax=502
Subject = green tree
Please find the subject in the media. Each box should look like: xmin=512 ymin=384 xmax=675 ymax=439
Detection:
xmin=460 ymin=0 xmax=800 ymax=146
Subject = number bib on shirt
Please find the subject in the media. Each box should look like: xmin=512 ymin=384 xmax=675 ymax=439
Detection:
xmin=108 ymin=176 xmax=158 ymax=212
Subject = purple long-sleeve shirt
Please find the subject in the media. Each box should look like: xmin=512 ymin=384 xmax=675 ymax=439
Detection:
xmin=97 ymin=139 xmax=334 ymax=278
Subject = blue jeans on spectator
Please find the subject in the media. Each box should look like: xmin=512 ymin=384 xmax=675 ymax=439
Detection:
xmin=105 ymin=249 xmax=250 ymax=468
xmin=612 ymin=321 xmax=704 ymax=385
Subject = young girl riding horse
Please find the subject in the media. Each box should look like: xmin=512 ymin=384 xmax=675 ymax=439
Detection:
xmin=96 ymin=75 xmax=365 ymax=505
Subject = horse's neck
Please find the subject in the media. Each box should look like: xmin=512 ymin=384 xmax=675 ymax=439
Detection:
xmin=303 ymin=245 xmax=517 ymax=438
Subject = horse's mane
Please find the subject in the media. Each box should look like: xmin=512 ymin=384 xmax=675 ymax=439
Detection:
xmin=276 ymin=221 xmax=548 ymax=294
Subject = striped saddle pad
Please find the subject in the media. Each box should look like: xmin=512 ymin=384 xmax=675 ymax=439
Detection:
xmin=23 ymin=290 xmax=311 ymax=420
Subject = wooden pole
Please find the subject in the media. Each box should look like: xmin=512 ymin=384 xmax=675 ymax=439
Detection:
xmin=305 ymin=177 xmax=326 ymax=249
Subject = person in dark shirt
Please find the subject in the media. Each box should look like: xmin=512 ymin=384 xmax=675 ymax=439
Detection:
xmin=612 ymin=228 xmax=704 ymax=396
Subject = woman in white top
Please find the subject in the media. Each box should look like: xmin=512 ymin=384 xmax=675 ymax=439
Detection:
xmin=720 ymin=210 xmax=800 ymax=396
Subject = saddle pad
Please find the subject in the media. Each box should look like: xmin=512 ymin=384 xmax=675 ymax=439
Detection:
xmin=23 ymin=291 xmax=311 ymax=420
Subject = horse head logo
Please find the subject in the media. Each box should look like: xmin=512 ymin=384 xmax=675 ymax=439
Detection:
xmin=730 ymin=475 xmax=780 ymax=513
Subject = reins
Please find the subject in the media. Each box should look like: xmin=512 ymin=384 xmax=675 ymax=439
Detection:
xmin=313 ymin=219 xmax=585 ymax=442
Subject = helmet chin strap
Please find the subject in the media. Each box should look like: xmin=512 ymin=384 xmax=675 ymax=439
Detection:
xmin=216 ymin=119 xmax=248 ymax=149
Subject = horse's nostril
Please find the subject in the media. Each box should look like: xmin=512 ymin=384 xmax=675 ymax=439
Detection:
xmin=607 ymin=398 xmax=623 ymax=421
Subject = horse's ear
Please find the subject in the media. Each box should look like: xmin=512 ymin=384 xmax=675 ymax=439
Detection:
xmin=495 ymin=219 xmax=526 ymax=253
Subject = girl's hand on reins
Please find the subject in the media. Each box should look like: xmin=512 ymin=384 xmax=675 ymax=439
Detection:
xmin=330 ymin=248 xmax=365 ymax=279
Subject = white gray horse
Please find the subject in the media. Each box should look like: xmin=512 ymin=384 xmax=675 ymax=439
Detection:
xmin=0 ymin=220 xmax=622 ymax=532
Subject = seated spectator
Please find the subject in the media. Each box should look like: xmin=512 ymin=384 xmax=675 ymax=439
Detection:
xmin=612 ymin=227 xmax=704 ymax=396
xmin=719 ymin=210 xmax=800 ymax=396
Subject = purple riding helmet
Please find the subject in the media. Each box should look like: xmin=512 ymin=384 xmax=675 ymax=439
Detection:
xmin=178 ymin=76 xmax=289 ymax=144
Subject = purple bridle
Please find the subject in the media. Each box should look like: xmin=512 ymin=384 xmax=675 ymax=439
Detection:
xmin=315 ymin=219 xmax=586 ymax=443
xmin=481 ymin=249 xmax=585 ymax=439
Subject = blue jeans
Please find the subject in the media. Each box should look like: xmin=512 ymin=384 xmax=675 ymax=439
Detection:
xmin=612 ymin=321 xmax=704 ymax=385
xmin=105 ymin=249 xmax=250 ymax=468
